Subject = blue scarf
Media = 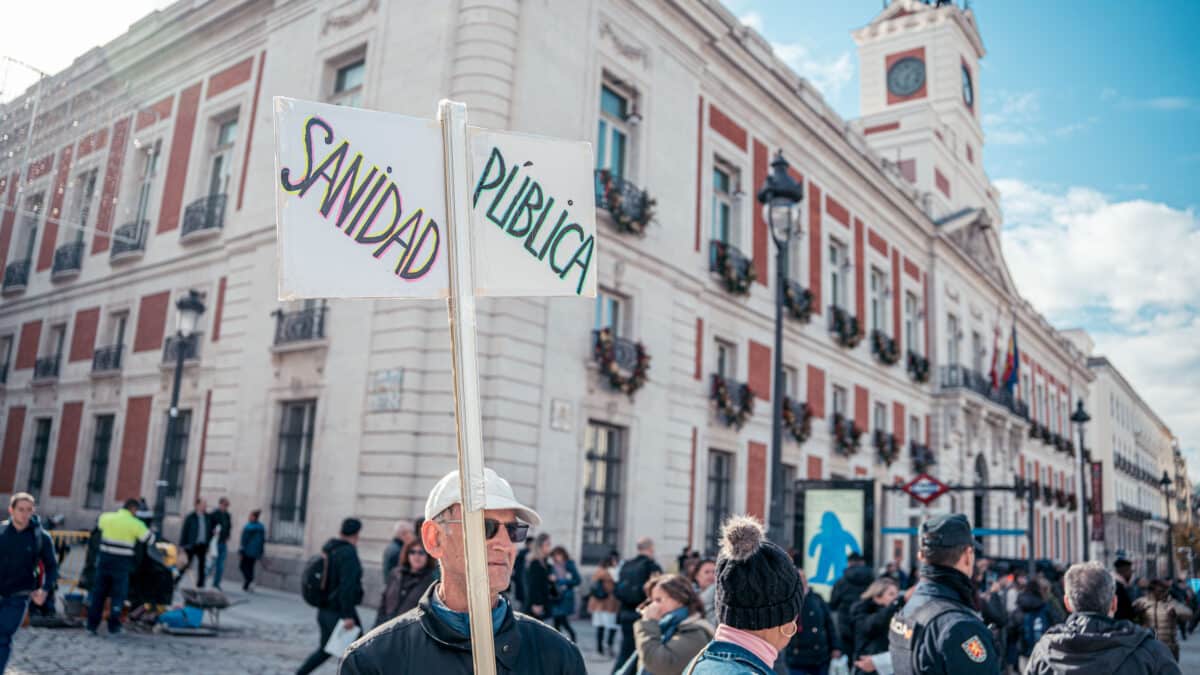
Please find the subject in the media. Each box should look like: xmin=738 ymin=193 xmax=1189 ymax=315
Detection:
xmin=629 ymin=608 xmax=693 ymax=675
xmin=430 ymin=588 xmax=508 ymax=637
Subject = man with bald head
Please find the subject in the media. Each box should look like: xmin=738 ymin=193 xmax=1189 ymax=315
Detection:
xmin=340 ymin=468 xmax=584 ymax=673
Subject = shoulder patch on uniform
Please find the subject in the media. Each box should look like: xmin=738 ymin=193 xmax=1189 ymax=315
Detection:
xmin=960 ymin=635 xmax=986 ymax=663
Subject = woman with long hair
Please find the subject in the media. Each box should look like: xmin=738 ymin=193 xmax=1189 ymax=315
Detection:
xmin=375 ymin=539 xmax=437 ymax=626
xmin=548 ymin=545 xmax=581 ymax=642
xmin=588 ymin=551 xmax=621 ymax=656
xmin=688 ymin=558 xmax=718 ymax=624
xmin=849 ymin=577 xmax=901 ymax=673
xmin=523 ymin=533 xmax=556 ymax=620
xmin=624 ymin=574 xmax=714 ymax=675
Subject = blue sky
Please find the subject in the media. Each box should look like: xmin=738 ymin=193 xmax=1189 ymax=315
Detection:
xmin=730 ymin=0 xmax=1200 ymax=482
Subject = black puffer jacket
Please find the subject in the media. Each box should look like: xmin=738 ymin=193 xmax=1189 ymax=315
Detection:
xmin=785 ymin=589 xmax=839 ymax=669
xmin=850 ymin=596 xmax=901 ymax=662
xmin=829 ymin=565 xmax=874 ymax=653
xmin=340 ymin=583 xmax=586 ymax=674
xmin=1025 ymin=612 xmax=1181 ymax=675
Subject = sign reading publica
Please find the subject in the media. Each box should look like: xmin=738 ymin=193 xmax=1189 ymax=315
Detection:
xmin=272 ymin=97 xmax=596 ymax=300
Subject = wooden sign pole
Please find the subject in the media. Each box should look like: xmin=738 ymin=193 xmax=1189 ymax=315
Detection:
xmin=439 ymin=99 xmax=498 ymax=675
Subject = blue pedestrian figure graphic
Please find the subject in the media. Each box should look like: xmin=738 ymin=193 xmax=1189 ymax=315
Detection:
xmin=807 ymin=511 xmax=861 ymax=585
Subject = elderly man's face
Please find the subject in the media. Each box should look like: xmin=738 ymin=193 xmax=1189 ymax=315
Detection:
xmin=425 ymin=505 xmax=519 ymax=596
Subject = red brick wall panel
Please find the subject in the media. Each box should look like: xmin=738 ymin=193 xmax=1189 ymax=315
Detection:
xmin=892 ymin=249 xmax=902 ymax=343
xmin=899 ymin=159 xmax=916 ymax=183
xmin=694 ymin=318 xmax=703 ymax=380
xmin=158 ymin=82 xmax=202 ymax=234
xmin=807 ymin=455 xmax=823 ymax=480
xmin=26 ymin=153 xmax=54 ymax=181
xmin=826 ymin=196 xmax=849 ymax=227
xmin=50 ymin=401 xmax=84 ymax=497
xmin=236 ymin=51 xmax=267 ymax=211
xmin=37 ymin=145 xmax=73 ymax=272
xmin=854 ymin=385 xmax=869 ymax=427
xmin=748 ymin=340 xmax=771 ymax=402
xmin=133 ymin=291 xmax=171 ymax=353
xmin=69 ymin=307 xmax=100 ymax=362
xmin=935 ymin=168 xmax=951 ymax=198
xmin=864 ymin=122 xmax=900 ymax=135
xmin=752 ymin=140 xmax=768 ymax=285
xmin=708 ymin=104 xmax=747 ymax=151
xmin=206 ymin=56 xmax=254 ymax=99
xmin=885 ymin=47 xmax=927 ymax=105
xmin=808 ymin=184 xmax=822 ymax=315
xmin=894 ymin=402 xmax=906 ymax=446
xmin=925 ymin=414 xmax=931 ymax=446
xmin=854 ymin=219 xmax=865 ymax=320
xmin=15 ymin=320 xmax=41 ymax=369
xmin=93 ymin=116 xmax=131 ymax=254
xmin=0 ymin=172 xmax=18 ymax=269
xmin=903 ymin=256 xmax=920 ymax=282
xmin=211 ymin=276 xmax=227 ymax=341
xmin=136 ymin=95 xmax=174 ymax=132
xmin=746 ymin=441 xmax=767 ymax=520
xmin=77 ymin=128 xmax=108 ymax=158
xmin=806 ymin=366 xmax=825 ymax=419
xmin=0 ymin=406 xmax=26 ymax=492
xmin=868 ymin=229 xmax=888 ymax=257
xmin=115 ymin=396 xmax=153 ymax=501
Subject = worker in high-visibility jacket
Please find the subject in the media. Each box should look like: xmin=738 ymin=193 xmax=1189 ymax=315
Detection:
xmin=87 ymin=498 xmax=154 ymax=635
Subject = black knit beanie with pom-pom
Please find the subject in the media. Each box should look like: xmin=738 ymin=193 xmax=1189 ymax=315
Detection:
xmin=713 ymin=515 xmax=803 ymax=630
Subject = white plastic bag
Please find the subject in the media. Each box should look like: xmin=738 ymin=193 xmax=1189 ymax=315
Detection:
xmin=324 ymin=620 xmax=362 ymax=656
xmin=829 ymin=654 xmax=850 ymax=675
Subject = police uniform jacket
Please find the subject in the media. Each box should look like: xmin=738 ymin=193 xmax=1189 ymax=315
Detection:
xmin=887 ymin=564 xmax=999 ymax=675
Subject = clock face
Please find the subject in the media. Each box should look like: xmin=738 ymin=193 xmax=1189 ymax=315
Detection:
xmin=887 ymin=57 xmax=925 ymax=98
xmin=962 ymin=64 xmax=974 ymax=107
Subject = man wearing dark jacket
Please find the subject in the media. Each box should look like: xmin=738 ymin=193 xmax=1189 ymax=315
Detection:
xmin=611 ymin=536 xmax=662 ymax=673
xmin=298 ymin=517 xmax=364 ymax=675
xmin=0 ymin=493 xmax=57 ymax=671
xmin=785 ymin=568 xmax=841 ymax=675
xmin=1112 ymin=554 xmax=1135 ymax=621
xmin=829 ymin=553 xmax=873 ymax=655
xmin=340 ymin=467 xmax=584 ymax=673
xmin=1025 ymin=561 xmax=1179 ymax=675
xmin=209 ymin=497 xmax=233 ymax=589
xmin=177 ymin=498 xmax=214 ymax=587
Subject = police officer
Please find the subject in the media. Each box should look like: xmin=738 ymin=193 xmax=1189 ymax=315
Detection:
xmin=887 ymin=514 xmax=999 ymax=674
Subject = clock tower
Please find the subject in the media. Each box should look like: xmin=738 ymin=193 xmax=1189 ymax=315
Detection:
xmin=852 ymin=0 xmax=996 ymax=224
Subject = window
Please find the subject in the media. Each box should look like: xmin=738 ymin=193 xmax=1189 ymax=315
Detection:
xmin=910 ymin=415 xmax=920 ymax=444
xmin=946 ymin=314 xmax=960 ymax=367
xmin=870 ymin=267 xmax=887 ymax=333
xmin=782 ymin=366 xmax=799 ymax=399
xmin=1053 ymin=518 xmax=1061 ymax=560
xmin=596 ymin=83 xmax=631 ymax=179
xmin=832 ymin=386 xmax=847 ymax=417
xmin=904 ymin=292 xmax=918 ymax=354
xmin=26 ymin=418 xmax=53 ymax=499
xmin=271 ymin=400 xmax=317 ymax=544
xmin=711 ymin=163 xmax=734 ymax=244
xmin=158 ymin=409 xmax=193 ymax=514
xmin=85 ymin=415 xmax=115 ymax=509
xmin=331 ymin=58 xmax=365 ymax=107
xmin=715 ymin=339 xmax=736 ymax=380
xmin=47 ymin=324 xmax=66 ymax=360
xmin=17 ymin=193 xmax=43 ymax=262
xmin=207 ymin=116 xmax=238 ymax=197
xmin=128 ymin=140 xmax=162 ymax=244
xmin=829 ymin=241 xmax=848 ymax=309
xmin=874 ymin=402 xmax=887 ymax=433
xmin=69 ymin=168 xmax=98 ymax=244
xmin=582 ymin=422 xmax=624 ymax=564
xmin=706 ymin=450 xmax=733 ymax=554
xmin=594 ymin=290 xmax=624 ymax=337
xmin=107 ymin=312 xmax=128 ymax=349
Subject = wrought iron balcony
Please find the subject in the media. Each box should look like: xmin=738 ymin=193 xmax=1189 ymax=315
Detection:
xmin=591 ymin=329 xmax=639 ymax=372
xmin=592 ymin=329 xmax=650 ymax=397
xmin=832 ymin=413 xmax=863 ymax=457
xmin=51 ymin=241 xmax=84 ymax=278
xmin=870 ymin=330 xmax=900 ymax=365
xmin=906 ymin=351 xmax=931 ymax=383
xmin=911 ymin=441 xmax=936 ymax=474
xmin=273 ymin=305 xmax=328 ymax=346
xmin=711 ymin=373 xmax=754 ymax=429
xmin=709 ymin=240 xmax=755 ymax=294
xmin=33 ymin=355 xmax=60 ymax=380
xmin=162 ymin=333 xmax=201 ymax=365
xmin=3 ymin=259 xmax=30 ymax=293
xmin=783 ymin=280 xmax=813 ymax=322
xmin=181 ymin=193 xmax=227 ymax=240
xmin=110 ymin=220 xmax=147 ymax=260
xmin=939 ymin=365 xmax=1030 ymax=419
xmin=594 ymin=169 xmax=655 ymax=235
xmin=874 ymin=430 xmax=899 ymax=466
xmin=1117 ymin=501 xmax=1152 ymax=521
xmin=782 ymin=396 xmax=812 ymax=443
xmin=92 ymin=344 xmax=124 ymax=373
xmin=829 ymin=306 xmax=863 ymax=348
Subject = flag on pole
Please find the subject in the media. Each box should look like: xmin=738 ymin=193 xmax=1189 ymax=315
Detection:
xmin=1001 ymin=322 xmax=1020 ymax=395
xmin=988 ymin=320 xmax=1001 ymax=391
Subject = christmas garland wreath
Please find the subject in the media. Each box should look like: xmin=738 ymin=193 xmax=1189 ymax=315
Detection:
xmin=592 ymin=328 xmax=650 ymax=397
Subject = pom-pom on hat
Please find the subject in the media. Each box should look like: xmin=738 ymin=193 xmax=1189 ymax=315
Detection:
xmin=713 ymin=515 xmax=803 ymax=631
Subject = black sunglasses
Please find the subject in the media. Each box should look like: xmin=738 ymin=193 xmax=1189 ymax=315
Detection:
xmin=438 ymin=518 xmax=529 ymax=543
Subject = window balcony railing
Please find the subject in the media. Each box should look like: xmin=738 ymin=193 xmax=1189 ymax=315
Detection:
xmin=51 ymin=241 xmax=84 ymax=279
xmin=709 ymin=240 xmax=755 ymax=295
xmin=828 ymin=305 xmax=864 ymax=349
xmin=110 ymin=220 xmax=147 ymax=261
xmin=33 ymin=355 xmax=60 ymax=381
xmin=911 ymin=441 xmax=936 ymax=474
xmin=874 ymin=429 xmax=899 ymax=466
xmin=782 ymin=396 xmax=813 ymax=443
xmin=832 ymin=413 xmax=863 ymax=457
xmin=906 ymin=351 xmax=931 ymax=384
xmin=181 ymin=193 xmax=227 ymax=240
xmin=939 ymin=365 xmax=1030 ymax=420
xmin=591 ymin=328 xmax=650 ymax=398
xmin=3 ymin=259 xmax=30 ymax=293
xmin=711 ymin=373 xmax=754 ymax=429
xmin=162 ymin=334 xmax=201 ymax=365
xmin=1042 ymin=483 xmax=1054 ymax=505
xmin=273 ymin=305 xmax=328 ymax=346
xmin=870 ymin=330 xmax=900 ymax=366
xmin=594 ymin=169 xmax=655 ymax=235
xmin=91 ymin=344 xmax=124 ymax=373
xmin=1117 ymin=501 xmax=1152 ymax=522
xmin=783 ymin=280 xmax=813 ymax=323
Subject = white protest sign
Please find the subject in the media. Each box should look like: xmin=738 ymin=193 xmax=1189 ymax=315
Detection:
xmin=273 ymin=97 xmax=596 ymax=300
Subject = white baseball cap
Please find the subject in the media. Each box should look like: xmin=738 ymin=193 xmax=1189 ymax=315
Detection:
xmin=424 ymin=467 xmax=542 ymax=526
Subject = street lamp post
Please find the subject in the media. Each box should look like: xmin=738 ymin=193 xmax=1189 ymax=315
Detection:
xmin=153 ymin=290 xmax=206 ymax=538
xmin=1160 ymin=470 xmax=1175 ymax=579
xmin=757 ymin=150 xmax=804 ymax=547
xmin=1070 ymin=399 xmax=1090 ymax=561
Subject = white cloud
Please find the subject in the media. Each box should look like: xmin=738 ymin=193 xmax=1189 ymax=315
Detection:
xmin=770 ymin=43 xmax=855 ymax=101
xmin=1142 ymin=96 xmax=1198 ymax=111
xmin=997 ymin=179 xmax=1200 ymax=482
xmin=738 ymin=11 xmax=764 ymax=33
xmin=984 ymin=90 xmax=1044 ymax=145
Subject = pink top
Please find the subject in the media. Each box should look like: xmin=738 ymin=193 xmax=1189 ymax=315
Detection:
xmin=713 ymin=624 xmax=778 ymax=669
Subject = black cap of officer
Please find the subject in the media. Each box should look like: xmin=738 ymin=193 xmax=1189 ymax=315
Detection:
xmin=920 ymin=514 xmax=974 ymax=549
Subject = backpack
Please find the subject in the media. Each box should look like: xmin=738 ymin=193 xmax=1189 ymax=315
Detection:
xmin=1021 ymin=605 xmax=1049 ymax=656
xmin=614 ymin=559 xmax=648 ymax=607
xmin=301 ymin=552 xmax=331 ymax=607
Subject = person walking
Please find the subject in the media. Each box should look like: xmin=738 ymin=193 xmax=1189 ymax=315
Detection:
xmin=850 ymin=578 xmax=901 ymax=672
xmin=296 ymin=517 xmax=364 ymax=675
xmin=376 ymin=539 xmax=436 ymax=626
xmin=549 ymin=546 xmax=581 ymax=642
xmin=88 ymin=498 xmax=153 ymax=636
xmin=177 ymin=498 xmax=214 ymax=588
xmin=339 ymin=467 xmax=586 ymax=673
xmin=689 ymin=558 xmax=717 ymax=625
xmin=784 ymin=567 xmax=840 ymax=675
xmin=830 ymin=553 xmax=874 ymax=655
xmin=613 ymin=537 xmax=663 ymax=672
xmin=589 ymin=551 xmax=621 ymax=656
xmin=0 ymin=493 xmax=57 ymax=669
xmin=1112 ymin=554 xmax=1136 ymax=621
xmin=886 ymin=514 xmax=1000 ymax=674
xmin=1132 ymin=579 xmax=1192 ymax=662
xmin=238 ymin=509 xmax=265 ymax=591
xmin=381 ymin=519 xmax=415 ymax=585
xmin=685 ymin=515 xmax=804 ymax=674
xmin=623 ymin=573 xmax=713 ymax=675
xmin=524 ymin=533 xmax=556 ymax=621
xmin=511 ymin=536 xmax=535 ymax=612
xmin=210 ymin=497 xmax=233 ymax=590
